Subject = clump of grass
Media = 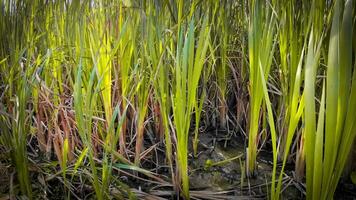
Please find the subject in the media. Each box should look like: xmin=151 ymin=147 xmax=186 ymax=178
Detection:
xmin=117 ymin=8 xmax=137 ymax=154
xmin=74 ymin=62 xmax=102 ymax=199
xmin=12 ymin=74 xmax=33 ymax=198
xmin=171 ymin=17 xmax=210 ymax=198
xmin=88 ymin=3 xmax=113 ymax=126
xmin=141 ymin=3 xmax=175 ymax=170
xmin=0 ymin=1 xmax=39 ymax=197
xmin=0 ymin=57 xmax=33 ymax=198
xmin=215 ymin=0 xmax=230 ymax=130
xmin=246 ymin=0 xmax=276 ymax=176
xmin=134 ymin=36 xmax=153 ymax=166
xmin=275 ymin=0 xmax=307 ymax=163
xmin=304 ymin=0 xmax=355 ymax=199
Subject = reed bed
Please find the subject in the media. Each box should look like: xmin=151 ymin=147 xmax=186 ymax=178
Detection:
xmin=0 ymin=0 xmax=355 ymax=199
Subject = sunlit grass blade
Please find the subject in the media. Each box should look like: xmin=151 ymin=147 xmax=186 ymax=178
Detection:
xmin=304 ymin=29 xmax=322 ymax=200
xmin=257 ymin=59 xmax=278 ymax=199
xmin=322 ymin=0 xmax=341 ymax=194
xmin=312 ymin=81 xmax=325 ymax=200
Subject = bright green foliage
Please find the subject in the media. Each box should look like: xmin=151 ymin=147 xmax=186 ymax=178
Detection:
xmin=88 ymin=3 xmax=113 ymax=124
xmin=1 ymin=1 xmax=356 ymax=200
xmin=304 ymin=0 xmax=356 ymax=199
xmin=246 ymin=0 xmax=276 ymax=176
xmin=171 ymin=18 xmax=210 ymax=198
xmin=275 ymin=0 xmax=307 ymax=162
xmin=304 ymin=29 xmax=323 ymax=200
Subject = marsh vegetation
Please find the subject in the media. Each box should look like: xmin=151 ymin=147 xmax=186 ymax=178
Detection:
xmin=0 ymin=0 xmax=356 ymax=199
